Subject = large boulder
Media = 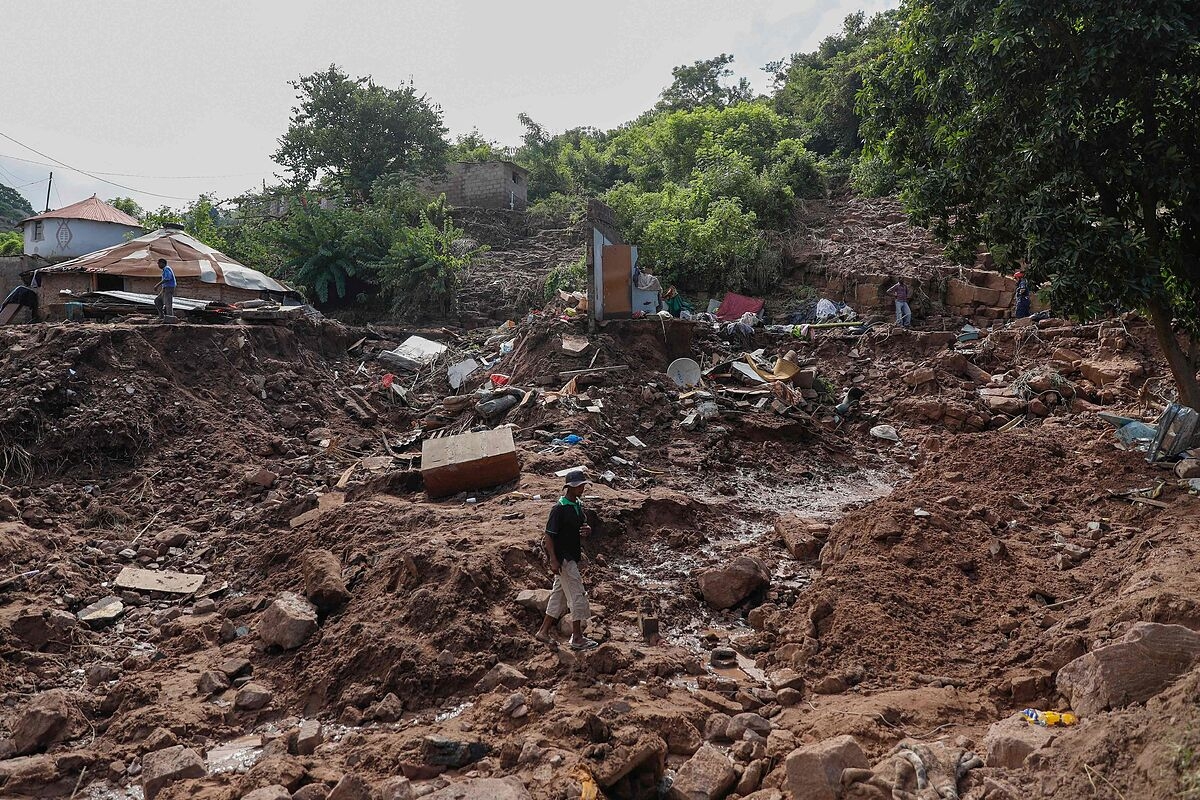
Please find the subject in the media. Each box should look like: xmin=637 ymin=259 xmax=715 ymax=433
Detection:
xmin=1079 ymin=358 xmax=1144 ymax=387
xmin=1057 ymin=622 xmax=1200 ymax=715
xmin=698 ymin=556 xmax=770 ymax=610
xmin=259 ymin=592 xmax=319 ymax=650
xmin=982 ymin=715 xmax=1056 ymax=768
xmin=773 ymin=515 xmax=829 ymax=561
xmin=11 ymin=608 xmax=77 ymax=652
xmin=784 ymin=735 xmax=869 ymax=800
xmin=668 ymin=744 xmax=736 ymax=800
xmin=142 ymin=745 xmax=206 ymax=800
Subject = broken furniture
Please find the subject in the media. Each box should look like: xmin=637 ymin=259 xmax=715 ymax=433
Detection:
xmin=420 ymin=427 xmax=521 ymax=498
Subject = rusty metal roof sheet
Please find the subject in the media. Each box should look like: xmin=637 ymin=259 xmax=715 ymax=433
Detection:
xmin=35 ymin=228 xmax=293 ymax=294
xmin=19 ymin=195 xmax=143 ymax=228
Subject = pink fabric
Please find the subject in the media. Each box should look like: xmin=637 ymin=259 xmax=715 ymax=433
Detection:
xmin=715 ymin=292 xmax=765 ymax=322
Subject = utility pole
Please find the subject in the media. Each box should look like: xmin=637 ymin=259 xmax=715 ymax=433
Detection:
xmin=44 ymin=172 xmax=52 ymax=212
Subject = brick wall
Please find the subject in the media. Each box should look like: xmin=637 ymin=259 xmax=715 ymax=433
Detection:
xmin=430 ymin=162 xmax=529 ymax=211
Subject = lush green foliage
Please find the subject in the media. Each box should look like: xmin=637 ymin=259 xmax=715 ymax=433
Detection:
xmin=376 ymin=198 xmax=488 ymax=319
xmin=274 ymin=65 xmax=449 ymax=200
xmin=0 ymin=183 xmax=35 ymax=231
xmin=274 ymin=201 xmax=389 ymax=304
xmin=448 ymin=130 xmax=508 ymax=163
xmin=140 ymin=195 xmax=230 ymax=251
xmin=655 ymin=54 xmax=754 ymax=112
xmin=107 ymin=196 xmax=143 ymax=219
xmin=861 ymin=0 xmax=1200 ymax=403
xmin=0 ymin=230 xmax=22 ymax=256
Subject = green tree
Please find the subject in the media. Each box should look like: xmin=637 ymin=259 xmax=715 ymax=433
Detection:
xmin=274 ymin=64 xmax=449 ymax=200
xmin=770 ymin=11 xmax=898 ymax=157
xmin=862 ymin=0 xmax=1200 ymax=405
xmin=140 ymin=195 xmax=230 ymax=251
xmin=376 ymin=198 xmax=487 ymax=319
xmin=107 ymin=196 xmax=143 ymax=219
xmin=656 ymin=54 xmax=754 ymax=112
xmin=448 ymin=129 xmax=507 ymax=163
xmin=0 ymin=183 xmax=35 ymax=230
xmin=0 ymin=230 xmax=22 ymax=256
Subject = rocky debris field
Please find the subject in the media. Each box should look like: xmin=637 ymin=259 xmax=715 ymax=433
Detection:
xmin=1 ymin=275 xmax=1199 ymax=800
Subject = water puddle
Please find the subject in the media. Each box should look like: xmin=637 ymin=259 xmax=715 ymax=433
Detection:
xmin=206 ymin=734 xmax=264 ymax=774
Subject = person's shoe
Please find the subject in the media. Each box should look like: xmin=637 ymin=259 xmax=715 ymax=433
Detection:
xmin=569 ymin=637 xmax=599 ymax=650
xmin=534 ymin=632 xmax=554 ymax=644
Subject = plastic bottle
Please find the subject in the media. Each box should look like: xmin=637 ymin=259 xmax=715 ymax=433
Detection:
xmin=1021 ymin=708 xmax=1078 ymax=727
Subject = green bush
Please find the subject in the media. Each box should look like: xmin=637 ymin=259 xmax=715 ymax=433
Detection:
xmin=375 ymin=203 xmax=488 ymax=319
xmin=0 ymin=231 xmax=22 ymax=256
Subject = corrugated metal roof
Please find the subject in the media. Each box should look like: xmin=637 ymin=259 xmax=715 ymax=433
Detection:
xmin=35 ymin=228 xmax=295 ymax=294
xmin=19 ymin=196 xmax=143 ymax=228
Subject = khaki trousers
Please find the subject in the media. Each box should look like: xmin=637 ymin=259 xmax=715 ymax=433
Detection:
xmin=545 ymin=560 xmax=590 ymax=623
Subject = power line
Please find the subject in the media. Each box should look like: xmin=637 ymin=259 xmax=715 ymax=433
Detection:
xmin=0 ymin=130 xmax=197 ymax=201
xmin=0 ymin=152 xmax=266 ymax=180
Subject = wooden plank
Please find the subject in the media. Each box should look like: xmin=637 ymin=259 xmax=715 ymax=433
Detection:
xmin=558 ymin=365 xmax=629 ymax=379
xmin=114 ymin=567 xmax=204 ymax=594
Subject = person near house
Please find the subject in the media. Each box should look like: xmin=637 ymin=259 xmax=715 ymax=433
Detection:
xmin=535 ymin=470 xmax=599 ymax=650
xmin=1014 ymin=271 xmax=1031 ymax=318
xmin=153 ymin=258 xmax=176 ymax=320
xmin=887 ymin=278 xmax=912 ymax=327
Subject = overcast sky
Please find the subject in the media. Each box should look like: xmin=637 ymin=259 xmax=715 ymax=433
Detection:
xmin=2 ymin=0 xmax=896 ymax=214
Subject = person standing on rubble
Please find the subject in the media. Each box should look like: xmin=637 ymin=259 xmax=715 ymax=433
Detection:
xmin=887 ymin=277 xmax=912 ymax=327
xmin=535 ymin=470 xmax=599 ymax=650
xmin=154 ymin=258 xmax=176 ymax=320
xmin=1014 ymin=270 xmax=1031 ymax=318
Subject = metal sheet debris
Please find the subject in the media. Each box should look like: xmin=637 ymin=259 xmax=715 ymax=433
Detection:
xmin=447 ymin=358 xmax=480 ymax=390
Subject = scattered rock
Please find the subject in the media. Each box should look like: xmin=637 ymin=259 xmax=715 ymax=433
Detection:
xmin=812 ymin=675 xmax=848 ymax=695
xmin=259 ymin=592 xmax=318 ymax=650
xmin=220 ymin=657 xmax=253 ymax=679
xmin=737 ymin=759 xmax=767 ymax=795
xmin=667 ymin=744 xmax=736 ymax=800
xmin=476 ymin=662 xmax=528 ymax=692
xmin=197 ymin=670 xmax=231 ymax=696
xmin=768 ymin=669 xmax=805 ymax=693
xmin=366 ymin=692 xmax=404 ymax=723
xmin=515 ymin=588 xmax=552 ymax=614
xmin=235 ymin=682 xmax=274 ymax=711
xmin=1057 ymin=622 xmax=1200 ymax=715
xmin=327 ymin=772 xmax=371 ymax=800
xmin=12 ymin=608 xmax=77 ymax=651
xmin=242 ymin=785 xmax=291 ymax=800
xmin=302 ymin=549 xmax=351 ymax=613
xmin=12 ymin=689 xmax=78 ymax=756
xmin=292 ymin=786 xmax=330 ymax=800
xmin=422 ymin=734 xmax=489 ymax=768
xmin=784 ymin=735 xmax=869 ymax=800
xmin=84 ymin=663 xmax=119 ymax=686
xmin=591 ymin=732 xmax=666 ymax=792
xmin=697 ymin=556 xmax=770 ymax=610
xmin=423 ymin=777 xmax=531 ymax=800
xmin=241 ymin=755 xmax=307 ymax=793
xmin=247 ymin=467 xmax=279 ymax=488
xmin=142 ymin=745 xmax=206 ymax=800
xmin=76 ymin=596 xmax=124 ymax=628
xmin=983 ymin=715 xmax=1056 ymax=768
xmin=374 ymin=776 xmax=416 ymax=800
xmin=528 ymin=688 xmax=555 ymax=713
xmin=192 ymin=598 xmax=217 ymax=615
xmin=704 ymin=712 xmax=732 ymax=742
xmin=726 ymin=712 xmax=771 ymax=741
xmin=295 ymin=720 xmax=323 ymax=756
xmin=143 ymin=727 xmax=179 ymax=752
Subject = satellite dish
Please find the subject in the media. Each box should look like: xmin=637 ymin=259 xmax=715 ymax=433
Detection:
xmin=667 ymin=358 xmax=702 ymax=387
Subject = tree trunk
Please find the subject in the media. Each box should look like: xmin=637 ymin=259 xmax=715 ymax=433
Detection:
xmin=1148 ymin=298 xmax=1200 ymax=409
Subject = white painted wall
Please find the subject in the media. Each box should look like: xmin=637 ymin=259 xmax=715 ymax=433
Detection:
xmin=23 ymin=219 xmax=142 ymax=260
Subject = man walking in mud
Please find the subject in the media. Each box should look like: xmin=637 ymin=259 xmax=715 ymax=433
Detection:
xmin=535 ymin=470 xmax=599 ymax=650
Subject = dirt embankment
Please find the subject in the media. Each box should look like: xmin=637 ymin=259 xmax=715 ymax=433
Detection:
xmin=0 ymin=291 xmax=1198 ymax=800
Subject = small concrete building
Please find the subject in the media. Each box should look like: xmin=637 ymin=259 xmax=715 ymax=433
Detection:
xmin=17 ymin=196 xmax=144 ymax=261
xmin=432 ymin=161 xmax=529 ymax=211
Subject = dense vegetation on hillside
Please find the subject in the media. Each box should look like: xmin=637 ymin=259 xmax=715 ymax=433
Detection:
xmin=0 ymin=183 xmax=35 ymax=234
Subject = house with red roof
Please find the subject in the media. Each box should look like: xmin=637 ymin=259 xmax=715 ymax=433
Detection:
xmin=17 ymin=195 xmax=144 ymax=261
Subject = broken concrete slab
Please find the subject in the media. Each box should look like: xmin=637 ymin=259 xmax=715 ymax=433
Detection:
xmin=12 ymin=690 xmax=79 ymax=755
xmin=1057 ymin=622 xmax=1200 ymax=715
xmin=76 ymin=595 xmax=124 ymax=628
xmin=421 ymin=427 xmax=520 ymax=498
xmin=379 ymin=336 xmax=448 ymax=371
xmin=114 ymin=566 xmax=204 ymax=595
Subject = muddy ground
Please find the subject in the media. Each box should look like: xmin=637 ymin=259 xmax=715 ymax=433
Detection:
xmin=1 ymin=283 xmax=1199 ymax=800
